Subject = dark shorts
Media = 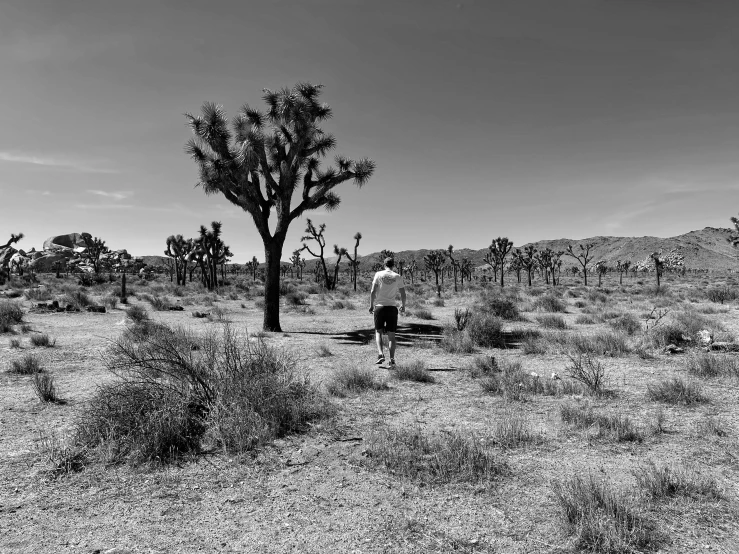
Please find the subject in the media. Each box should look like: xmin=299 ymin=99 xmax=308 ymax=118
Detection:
xmin=374 ymin=306 xmax=398 ymax=333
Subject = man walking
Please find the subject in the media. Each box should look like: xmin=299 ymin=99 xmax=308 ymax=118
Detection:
xmin=369 ymin=257 xmax=406 ymax=368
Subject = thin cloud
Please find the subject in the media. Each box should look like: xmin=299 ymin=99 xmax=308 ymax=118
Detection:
xmin=75 ymin=204 xmax=134 ymax=210
xmin=0 ymin=151 xmax=118 ymax=173
xmin=88 ymin=190 xmax=132 ymax=200
xmin=25 ymin=190 xmax=52 ymax=196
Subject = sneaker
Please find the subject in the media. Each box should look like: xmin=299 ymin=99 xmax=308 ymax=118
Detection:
xmin=375 ymin=355 xmax=385 ymax=365
xmin=388 ymin=358 xmax=396 ymax=369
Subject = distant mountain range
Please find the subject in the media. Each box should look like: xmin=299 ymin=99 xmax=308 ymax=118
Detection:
xmin=140 ymin=227 xmax=739 ymax=272
xmin=308 ymin=227 xmax=739 ymax=272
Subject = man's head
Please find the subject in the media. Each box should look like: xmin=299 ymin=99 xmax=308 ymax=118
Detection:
xmin=384 ymin=257 xmax=395 ymax=269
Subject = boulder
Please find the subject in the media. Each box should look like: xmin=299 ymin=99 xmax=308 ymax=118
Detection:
xmin=697 ymin=330 xmax=713 ymax=347
xmin=709 ymin=342 xmax=739 ymax=352
xmin=29 ymin=252 xmax=73 ymax=273
xmin=43 ymin=233 xmax=87 ymax=252
xmin=86 ymin=306 xmax=106 ymax=313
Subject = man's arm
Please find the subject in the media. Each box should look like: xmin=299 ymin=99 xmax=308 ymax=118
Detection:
xmin=369 ymin=278 xmax=377 ymax=313
xmin=399 ymin=287 xmax=406 ymax=313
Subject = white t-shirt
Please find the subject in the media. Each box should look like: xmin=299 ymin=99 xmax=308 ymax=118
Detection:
xmin=372 ymin=269 xmax=405 ymax=307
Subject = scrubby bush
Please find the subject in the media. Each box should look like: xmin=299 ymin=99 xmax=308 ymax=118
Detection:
xmin=74 ymin=324 xmax=331 ymax=464
xmin=440 ymin=325 xmax=475 ymax=354
xmin=467 ymin=312 xmax=504 ymax=348
xmin=566 ymin=353 xmax=607 ymax=395
xmin=574 ymin=314 xmax=596 ymax=325
xmin=61 ymin=290 xmax=93 ymax=309
xmin=480 ymin=295 xmax=520 ymax=320
xmin=493 ymin=409 xmax=539 ymax=448
xmin=560 ymin=403 xmax=642 ymax=442
xmin=286 ymin=291 xmax=308 ymax=306
xmin=706 ymin=286 xmax=737 ymax=304
xmin=137 ymin=293 xmax=170 ymax=311
xmin=0 ymin=300 xmax=24 ymax=332
xmin=126 ymin=304 xmax=149 ymax=323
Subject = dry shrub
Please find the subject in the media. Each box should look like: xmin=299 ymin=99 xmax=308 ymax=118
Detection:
xmin=537 ymin=314 xmax=567 ymax=329
xmin=552 ymin=474 xmax=660 ymax=553
xmin=685 ymin=351 xmax=739 ymax=379
xmin=647 ymin=378 xmax=708 ymax=405
xmin=9 ymin=353 xmax=42 ymax=374
xmin=326 ymin=365 xmax=388 ymax=397
xmin=467 ymin=312 xmax=504 ymax=348
xmin=393 ymin=360 xmax=435 ymax=383
xmin=493 ymin=408 xmax=540 ymax=448
xmin=365 ymin=426 xmax=508 ymax=485
xmin=33 ymin=372 xmax=61 ymax=403
xmin=0 ymin=300 xmax=23 ymax=333
xmin=30 ymin=333 xmax=56 ymax=347
xmin=533 ymin=295 xmax=566 ymax=313
xmin=632 ymin=461 xmax=723 ymax=501
xmin=440 ymin=325 xmax=475 ymax=354
xmin=75 ymin=324 xmax=331 ymax=465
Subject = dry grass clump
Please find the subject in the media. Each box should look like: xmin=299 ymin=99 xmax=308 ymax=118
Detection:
xmin=30 ymin=333 xmax=56 ymax=347
xmin=32 ymin=372 xmax=61 ymax=403
xmin=0 ymin=300 xmax=24 ymax=333
xmin=646 ymin=377 xmax=708 ymax=405
xmin=74 ymin=324 xmax=331 ymax=465
xmin=137 ymin=292 xmax=171 ymax=311
xmin=9 ymin=353 xmax=43 ymax=374
xmin=393 ymin=360 xmax=435 ymax=383
xmin=560 ymin=403 xmax=643 ymax=442
xmin=633 ymin=461 xmax=723 ymax=501
xmin=685 ymin=351 xmax=739 ymax=379
xmin=365 ymin=426 xmax=508 ymax=484
xmin=60 ymin=290 xmax=93 ymax=309
xmin=533 ymin=294 xmax=567 ymax=313
xmin=411 ymin=308 xmax=434 ymax=320
xmin=326 ymin=365 xmax=389 ymax=397
xmin=126 ymin=304 xmax=149 ymax=323
xmin=315 ymin=344 xmax=332 ymax=357
xmin=696 ymin=415 xmax=729 ymax=437
xmin=536 ymin=314 xmax=567 ymax=329
xmin=608 ymin=313 xmax=641 ymax=335
xmin=492 ymin=408 xmax=541 ymax=448
xmin=38 ymin=433 xmax=88 ymax=478
xmin=285 ymin=291 xmax=307 ymax=306
xmin=552 ymin=474 xmax=660 ymax=553
xmin=480 ymin=360 xmax=582 ymax=399
xmin=574 ymin=314 xmax=596 ymax=325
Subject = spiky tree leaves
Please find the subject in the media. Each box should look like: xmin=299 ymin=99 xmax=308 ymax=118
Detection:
xmin=594 ymin=260 xmax=609 ymax=287
xmin=424 ymin=249 xmax=446 ymax=297
xmin=1 ymin=233 xmax=24 ymax=251
xmin=565 ymin=243 xmax=595 ymax=286
xmin=185 ymin=83 xmax=375 ymax=331
xmin=332 ymin=245 xmax=348 ymax=288
xmin=446 ymin=245 xmax=459 ymax=292
xmin=245 ymin=256 xmax=260 ymax=282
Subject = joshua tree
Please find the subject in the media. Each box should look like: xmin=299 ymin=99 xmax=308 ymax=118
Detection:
xmin=489 ymin=237 xmax=514 ymax=287
xmin=1 ymin=233 xmax=23 ymax=251
xmin=508 ymin=255 xmax=523 ymax=284
xmin=185 ymin=83 xmax=375 ymax=331
xmin=290 ymin=250 xmax=304 ymax=280
xmin=650 ymin=252 xmax=664 ymax=288
xmin=446 ymin=245 xmax=460 ymax=292
xmin=513 ymin=245 xmax=537 ymax=286
xmin=729 ymin=213 xmax=739 ymax=248
xmin=343 ymin=232 xmax=362 ymax=291
xmin=245 ymin=256 xmax=260 ymax=282
xmin=616 ymin=260 xmax=630 ymax=285
xmin=460 ymin=257 xmax=472 ymax=286
xmin=424 ymin=249 xmax=446 ymax=297
xmin=331 ymin=245 xmax=348 ymax=288
xmin=300 ymin=219 xmax=337 ymax=290
xmin=80 ymin=234 xmax=110 ymax=274
xmin=483 ymin=249 xmax=498 ymax=283
xmin=405 ymin=259 xmax=417 ymax=284
xmin=565 ymin=243 xmax=595 ymax=286
xmin=164 ymin=234 xmax=198 ymax=285
xmin=594 ymin=260 xmax=609 ymax=287
xmin=544 ymin=249 xmax=564 ymax=286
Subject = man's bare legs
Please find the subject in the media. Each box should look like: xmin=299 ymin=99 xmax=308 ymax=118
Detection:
xmin=375 ymin=331 xmax=397 ymax=361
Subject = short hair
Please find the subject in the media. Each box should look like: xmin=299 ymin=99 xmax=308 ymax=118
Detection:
xmin=384 ymin=257 xmax=394 ymax=268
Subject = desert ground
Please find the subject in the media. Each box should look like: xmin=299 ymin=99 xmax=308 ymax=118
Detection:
xmin=2 ymin=271 xmax=739 ymax=554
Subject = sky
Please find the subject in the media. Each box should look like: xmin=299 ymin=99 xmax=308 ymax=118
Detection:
xmin=2 ymin=0 xmax=739 ymax=262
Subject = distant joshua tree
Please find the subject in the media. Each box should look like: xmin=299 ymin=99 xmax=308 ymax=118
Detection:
xmin=594 ymin=260 xmax=609 ymax=287
xmin=488 ymin=237 xmax=514 ymax=287
xmin=80 ymin=234 xmax=110 ymax=274
xmin=405 ymin=259 xmax=418 ymax=284
xmin=565 ymin=243 xmax=595 ymax=286
xmin=513 ymin=245 xmax=537 ymax=286
xmin=616 ymin=260 xmax=630 ymax=285
xmin=424 ymin=249 xmax=446 ymax=297
xmin=300 ymin=219 xmax=333 ymax=289
xmin=290 ymin=250 xmax=305 ymax=280
xmin=729 ymin=213 xmax=739 ymax=248
xmin=343 ymin=232 xmax=362 ymax=291
xmin=446 ymin=245 xmax=460 ymax=292
xmin=245 ymin=256 xmax=260 ymax=282
xmin=0 ymin=233 xmax=24 ymax=284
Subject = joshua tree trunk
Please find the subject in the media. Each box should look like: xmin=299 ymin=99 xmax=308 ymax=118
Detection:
xmin=121 ymin=272 xmax=127 ymax=301
xmin=263 ymin=236 xmax=286 ymax=332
